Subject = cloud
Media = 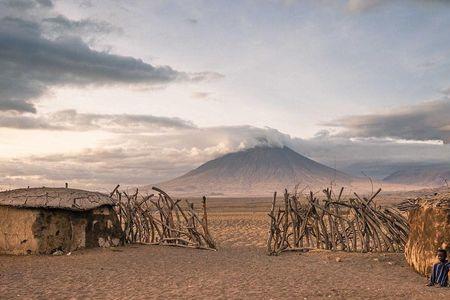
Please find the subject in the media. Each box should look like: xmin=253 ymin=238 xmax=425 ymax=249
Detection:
xmin=186 ymin=18 xmax=198 ymax=25
xmin=344 ymin=0 xmax=450 ymax=13
xmin=2 ymin=0 xmax=53 ymax=10
xmin=36 ymin=0 xmax=52 ymax=7
xmin=442 ymin=87 xmax=450 ymax=96
xmin=0 ymin=110 xmax=196 ymax=132
xmin=346 ymin=0 xmax=384 ymax=12
xmin=125 ymin=126 xmax=293 ymax=152
xmin=0 ymin=17 xmax=220 ymax=113
xmin=325 ymin=99 xmax=450 ymax=144
xmin=191 ymin=92 xmax=211 ymax=99
xmin=42 ymin=15 xmax=119 ymax=37
xmin=0 ymin=145 xmax=211 ymax=190
xmin=276 ymin=0 xmax=386 ymax=12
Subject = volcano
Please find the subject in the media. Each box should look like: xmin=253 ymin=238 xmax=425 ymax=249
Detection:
xmin=153 ymin=146 xmax=357 ymax=196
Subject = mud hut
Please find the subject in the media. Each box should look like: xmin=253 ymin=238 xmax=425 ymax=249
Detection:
xmin=0 ymin=187 xmax=123 ymax=255
xmin=404 ymin=193 xmax=450 ymax=276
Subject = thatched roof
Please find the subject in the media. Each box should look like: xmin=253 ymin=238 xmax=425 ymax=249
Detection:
xmin=418 ymin=196 xmax=450 ymax=209
xmin=0 ymin=187 xmax=115 ymax=211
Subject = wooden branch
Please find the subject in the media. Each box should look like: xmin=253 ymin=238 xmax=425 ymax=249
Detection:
xmin=111 ymin=186 xmax=217 ymax=251
xmin=266 ymin=186 xmax=408 ymax=255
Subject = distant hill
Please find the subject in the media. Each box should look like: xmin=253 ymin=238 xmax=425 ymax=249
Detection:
xmin=342 ymin=161 xmax=449 ymax=180
xmin=384 ymin=164 xmax=450 ymax=187
xmin=152 ymin=146 xmax=359 ymax=196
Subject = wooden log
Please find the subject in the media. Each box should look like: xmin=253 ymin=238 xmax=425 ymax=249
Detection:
xmin=267 ymin=192 xmax=277 ymax=254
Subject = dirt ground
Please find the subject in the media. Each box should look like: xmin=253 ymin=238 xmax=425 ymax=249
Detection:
xmin=1 ymin=196 xmax=449 ymax=299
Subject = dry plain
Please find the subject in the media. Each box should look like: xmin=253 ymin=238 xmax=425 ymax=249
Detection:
xmin=1 ymin=195 xmax=449 ymax=299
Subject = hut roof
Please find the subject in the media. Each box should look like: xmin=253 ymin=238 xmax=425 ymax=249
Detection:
xmin=0 ymin=187 xmax=115 ymax=211
xmin=418 ymin=195 xmax=450 ymax=209
xmin=397 ymin=190 xmax=450 ymax=211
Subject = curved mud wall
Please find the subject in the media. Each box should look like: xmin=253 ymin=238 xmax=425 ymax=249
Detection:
xmin=0 ymin=207 xmax=41 ymax=255
xmin=0 ymin=206 xmax=123 ymax=255
xmin=404 ymin=205 xmax=450 ymax=276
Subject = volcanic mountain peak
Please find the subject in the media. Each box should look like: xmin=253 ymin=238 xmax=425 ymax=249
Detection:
xmin=155 ymin=146 xmax=354 ymax=196
xmin=181 ymin=146 xmax=342 ymax=178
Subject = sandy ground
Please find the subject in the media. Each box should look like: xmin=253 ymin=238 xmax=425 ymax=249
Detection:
xmin=1 ymin=196 xmax=449 ymax=299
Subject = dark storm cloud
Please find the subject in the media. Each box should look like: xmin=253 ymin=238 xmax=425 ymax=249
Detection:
xmin=0 ymin=110 xmax=196 ymax=132
xmin=0 ymin=17 xmax=219 ymax=113
xmin=325 ymin=99 xmax=450 ymax=144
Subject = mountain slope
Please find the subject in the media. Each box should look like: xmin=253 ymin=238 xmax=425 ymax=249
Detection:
xmin=384 ymin=164 xmax=450 ymax=187
xmin=154 ymin=146 xmax=356 ymax=196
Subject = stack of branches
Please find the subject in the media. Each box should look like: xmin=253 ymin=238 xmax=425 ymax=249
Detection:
xmin=396 ymin=199 xmax=420 ymax=212
xmin=110 ymin=185 xmax=216 ymax=251
xmin=267 ymin=187 xmax=409 ymax=256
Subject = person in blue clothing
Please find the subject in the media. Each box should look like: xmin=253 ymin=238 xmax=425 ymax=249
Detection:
xmin=427 ymin=249 xmax=450 ymax=287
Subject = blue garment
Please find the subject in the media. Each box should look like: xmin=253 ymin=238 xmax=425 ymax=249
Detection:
xmin=430 ymin=260 xmax=450 ymax=287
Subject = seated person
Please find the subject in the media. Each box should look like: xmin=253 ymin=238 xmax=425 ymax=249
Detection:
xmin=427 ymin=249 xmax=450 ymax=287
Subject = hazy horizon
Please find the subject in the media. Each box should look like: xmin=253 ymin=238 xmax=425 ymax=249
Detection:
xmin=1 ymin=0 xmax=450 ymax=190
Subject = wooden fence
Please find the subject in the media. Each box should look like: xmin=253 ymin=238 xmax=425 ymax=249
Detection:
xmin=267 ymin=187 xmax=408 ymax=255
xmin=110 ymin=185 xmax=216 ymax=251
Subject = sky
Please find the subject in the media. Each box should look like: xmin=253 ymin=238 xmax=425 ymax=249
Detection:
xmin=0 ymin=0 xmax=450 ymax=190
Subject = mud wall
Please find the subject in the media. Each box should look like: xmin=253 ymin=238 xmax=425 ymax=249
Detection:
xmin=0 ymin=206 xmax=41 ymax=255
xmin=0 ymin=206 xmax=123 ymax=255
xmin=404 ymin=205 xmax=450 ymax=276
